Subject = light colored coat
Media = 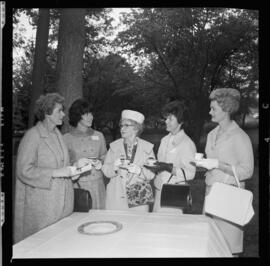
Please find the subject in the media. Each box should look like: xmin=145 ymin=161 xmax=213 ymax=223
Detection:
xmin=153 ymin=129 xmax=196 ymax=212
xmin=14 ymin=122 xmax=74 ymax=243
xmin=102 ymin=137 xmax=155 ymax=210
xmin=204 ymin=120 xmax=254 ymax=254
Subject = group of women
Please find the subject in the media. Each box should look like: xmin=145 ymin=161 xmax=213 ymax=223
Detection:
xmin=13 ymin=88 xmax=254 ymax=257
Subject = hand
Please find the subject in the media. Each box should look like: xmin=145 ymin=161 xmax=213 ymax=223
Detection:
xmin=71 ymin=174 xmax=80 ymax=181
xmin=92 ymin=159 xmax=102 ymax=170
xmin=52 ymin=166 xmax=75 ymax=178
xmin=76 ymin=157 xmax=92 ymax=168
xmin=154 ymin=161 xmax=173 ymax=173
xmin=114 ymin=158 xmax=122 ymax=171
xmin=195 ymin=158 xmax=219 ymax=170
xmin=127 ymin=163 xmax=141 ymax=175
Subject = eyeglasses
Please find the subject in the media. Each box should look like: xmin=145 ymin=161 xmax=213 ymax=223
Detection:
xmin=119 ymin=124 xmax=134 ymax=129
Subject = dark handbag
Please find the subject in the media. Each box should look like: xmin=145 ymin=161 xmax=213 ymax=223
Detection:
xmin=126 ymin=180 xmax=154 ymax=208
xmin=160 ymin=169 xmax=192 ymax=211
xmin=74 ymin=181 xmax=92 ymax=212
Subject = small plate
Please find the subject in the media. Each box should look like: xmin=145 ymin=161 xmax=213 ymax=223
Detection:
xmin=77 ymin=221 xmax=123 ymax=235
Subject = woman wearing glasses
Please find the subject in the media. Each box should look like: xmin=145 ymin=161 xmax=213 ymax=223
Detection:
xmin=102 ymin=110 xmax=155 ymax=211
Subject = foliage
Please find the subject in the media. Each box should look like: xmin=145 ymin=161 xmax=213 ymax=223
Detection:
xmin=13 ymin=8 xmax=258 ymax=144
xmin=82 ymin=53 xmax=139 ymax=137
xmin=114 ymin=8 xmax=258 ymax=142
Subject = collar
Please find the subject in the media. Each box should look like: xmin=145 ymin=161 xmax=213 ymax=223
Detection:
xmin=69 ymin=127 xmax=95 ymax=137
xmin=168 ymin=129 xmax=184 ymax=139
xmin=215 ymin=120 xmax=239 ymax=136
xmin=123 ymin=137 xmax=138 ymax=147
xmin=37 ymin=121 xmax=58 ymax=137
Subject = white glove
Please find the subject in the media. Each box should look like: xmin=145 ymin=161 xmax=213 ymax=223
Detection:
xmin=114 ymin=158 xmax=122 ymax=171
xmin=127 ymin=163 xmax=141 ymax=175
xmin=92 ymin=159 xmax=102 ymax=170
xmin=69 ymin=166 xmax=78 ymax=176
xmin=196 ymin=158 xmax=219 ymax=170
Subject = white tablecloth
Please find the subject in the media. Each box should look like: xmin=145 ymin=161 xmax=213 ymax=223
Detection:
xmin=13 ymin=210 xmax=232 ymax=258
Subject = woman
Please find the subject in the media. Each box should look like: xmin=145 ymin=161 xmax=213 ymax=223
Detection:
xmin=196 ymin=88 xmax=254 ymax=256
xmin=63 ymin=99 xmax=107 ymax=209
xmin=149 ymin=100 xmax=196 ymax=213
xmin=14 ymin=93 xmax=76 ymax=243
xmin=102 ymin=110 xmax=155 ymax=212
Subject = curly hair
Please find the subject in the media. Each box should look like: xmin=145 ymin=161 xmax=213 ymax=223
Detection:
xmin=34 ymin=93 xmax=65 ymax=121
xmin=162 ymin=100 xmax=187 ymax=124
xmin=68 ymin=98 xmax=93 ymax=127
xmin=209 ymin=88 xmax=241 ymax=115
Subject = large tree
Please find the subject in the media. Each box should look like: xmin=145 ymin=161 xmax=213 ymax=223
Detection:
xmin=55 ymin=8 xmax=86 ymax=133
xmin=28 ymin=8 xmax=50 ymax=128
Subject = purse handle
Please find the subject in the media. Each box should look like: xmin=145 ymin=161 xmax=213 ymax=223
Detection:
xmin=167 ymin=168 xmax=187 ymax=184
xmin=231 ymin=165 xmax=241 ymax=188
xmin=74 ymin=180 xmax=81 ymax=189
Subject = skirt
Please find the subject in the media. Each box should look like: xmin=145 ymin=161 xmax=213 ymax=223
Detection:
xmin=204 ymin=185 xmax=243 ymax=254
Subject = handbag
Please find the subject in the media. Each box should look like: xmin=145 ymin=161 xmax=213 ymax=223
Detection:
xmin=204 ymin=165 xmax=254 ymax=226
xmin=126 ymin=180 xmax=154 ymax=208
xmin=74 ymin=181 xmax=92 ymax=212
xmin=160 ymin=168 xmax=192 ymax=211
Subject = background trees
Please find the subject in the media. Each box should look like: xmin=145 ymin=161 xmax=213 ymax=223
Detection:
xmin=13 ymin=7 xmax=259 ymax=146
xmin=115 ymin=8 xmax=258 ymax=143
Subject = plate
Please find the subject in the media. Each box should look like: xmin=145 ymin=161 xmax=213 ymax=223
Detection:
xmin=77 ymin=221 xmax=123 ymax=235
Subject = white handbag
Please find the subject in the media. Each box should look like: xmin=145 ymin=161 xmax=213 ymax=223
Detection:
xmin=204 ymin=166 xmax=254 ymax=226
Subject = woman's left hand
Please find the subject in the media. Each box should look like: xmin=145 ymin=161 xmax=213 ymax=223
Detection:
xmin=92 ymin=159 xmax=102 ymax=170
xmin=76 ymin=157 xmax=92 ymax=168
xmin=196 ymin=158 xmax=219 ymax=170
xmin=127 ymin=163 xmax=141 ymax=175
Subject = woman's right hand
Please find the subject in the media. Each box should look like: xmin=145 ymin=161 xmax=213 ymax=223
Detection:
xmin=114 ymin=158 xmax=122 ymax=171
xmin=52 ymin=166 xmax=76 ymax=178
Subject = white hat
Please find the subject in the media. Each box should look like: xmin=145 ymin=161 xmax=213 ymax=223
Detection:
xmin=121 ymin=110 xmax=145 ymax=124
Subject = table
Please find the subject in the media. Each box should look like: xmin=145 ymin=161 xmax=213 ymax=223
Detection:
xmin=13 ymin=210 xmax=232 ymax=258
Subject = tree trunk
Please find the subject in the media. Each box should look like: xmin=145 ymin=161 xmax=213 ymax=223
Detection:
xmin=28 ymin=9 xmax=50 ymax=128
xmin=56 ymin=8 xmax=86 ymax=133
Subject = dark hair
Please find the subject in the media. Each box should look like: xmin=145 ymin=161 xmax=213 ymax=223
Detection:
xmin=34 ymin=93 xmax=65 ymax=121
xmin=68 ymin=98 xmax=93 ymax=127
xmin=162 ymin=100 xmax=186 ymax=124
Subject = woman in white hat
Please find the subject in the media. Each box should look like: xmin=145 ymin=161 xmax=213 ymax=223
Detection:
xmin=195 ymin=88 xmax=254 ymax=256
xmin=102 ymin=110 xmax=156 ymax=212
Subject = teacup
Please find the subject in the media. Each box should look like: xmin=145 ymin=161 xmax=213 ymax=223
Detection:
xmin=195 ymin=153 xmax=204 ymax=161
xmin=147 ymin=158 xmax=157 ymax=166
